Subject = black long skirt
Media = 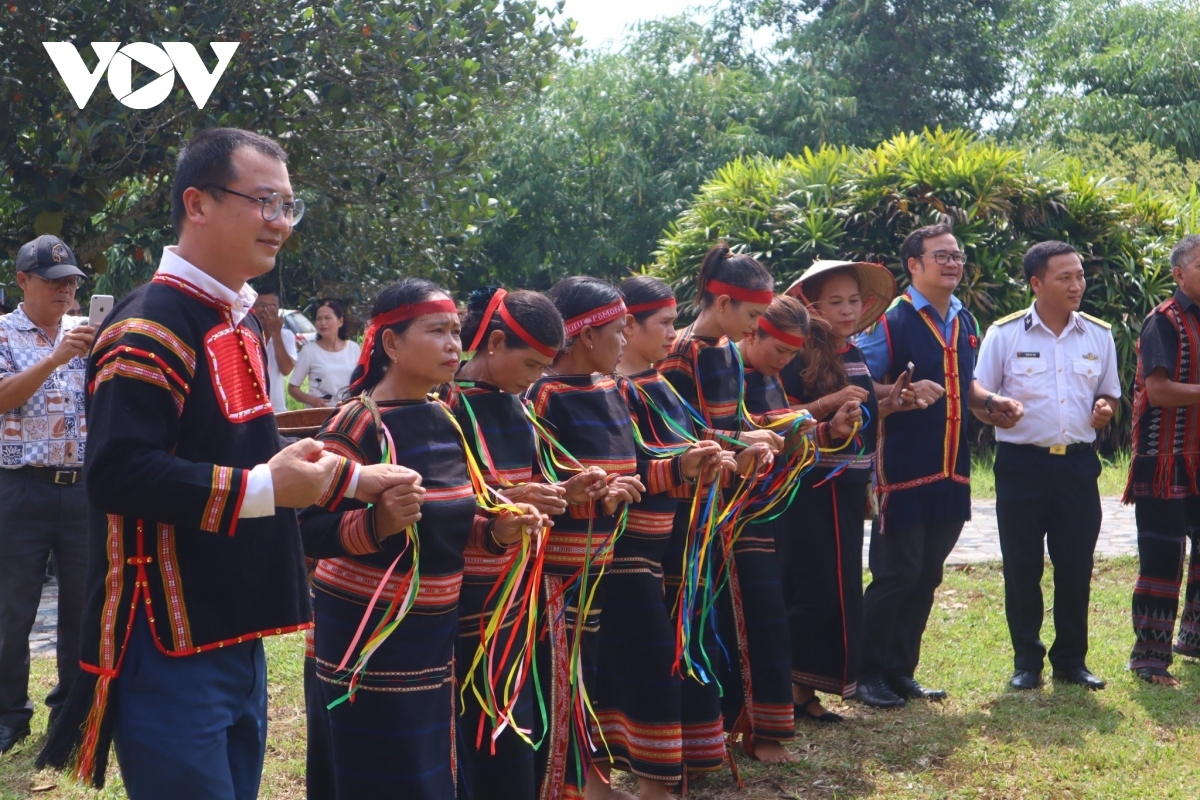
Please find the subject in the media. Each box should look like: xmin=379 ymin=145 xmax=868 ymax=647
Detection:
xmin=717 ymin=516 xmax=795 ymax=744
xmin=781 ymin=479 xmax=867 ymax=698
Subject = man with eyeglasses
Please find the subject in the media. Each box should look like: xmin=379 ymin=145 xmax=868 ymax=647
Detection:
xmin=855 ymin=223 xmax=1023 ymax=709
xmin=38 ymin=128 xmax=417 ymax=797
xmin=0 ymin=234 xmax=94 ymax=754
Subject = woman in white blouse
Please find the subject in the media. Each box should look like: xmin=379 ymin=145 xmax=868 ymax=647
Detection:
xmin=288 ymin=299 xmax=361 ymax=407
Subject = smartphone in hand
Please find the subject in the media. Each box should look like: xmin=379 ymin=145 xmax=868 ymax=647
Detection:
xmin=89 ymin=295 xmax=115 ymax=328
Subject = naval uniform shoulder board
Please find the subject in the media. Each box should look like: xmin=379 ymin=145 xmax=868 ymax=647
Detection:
xmin=1078 ymin=311 xmax=1112 ymax=330
xmin=992 ymin=309 xmax=1026 ymax=327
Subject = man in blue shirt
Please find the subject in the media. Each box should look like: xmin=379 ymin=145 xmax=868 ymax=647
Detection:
xmin=855 ymin=224 xmax=1022 ymax=709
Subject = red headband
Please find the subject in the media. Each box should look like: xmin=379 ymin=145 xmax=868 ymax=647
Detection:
xmin=625 ymin=297 xmax=677 ymax=316
xmin=757 ymin=317 xmax=806 ymax=348
xmin=563 ymin=298 xmax=628 ymax=337
xmin=705 ymin=279 xmax=774 ymax=305
xmin=352 ymin=298 xmax=460 ymax=387
xmin=465 ymin=289 xmax=559 ymax=359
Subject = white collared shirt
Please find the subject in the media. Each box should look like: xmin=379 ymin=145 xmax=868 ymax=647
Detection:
xmin=156 ymin=246 xmax=258 ymax=325
xmin=975 ymin=303 xmax=1120 ymax=447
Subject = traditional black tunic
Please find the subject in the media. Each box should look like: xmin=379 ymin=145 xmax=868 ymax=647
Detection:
xmin=1125 ymin=292 xmax=1200 ymax=668
xmin=445 ymin=380 xmax=539 ymax=800
xmin=656 ymin=332 xmax=742 ymax=770
xmin=593 ymin=371 xmax=693 ymax=785
xmin=779 ymin=344 xmax=877 ymax=698
xmin=721 ymin=366 xmax=795 ymax=744
xmin=38 ymin=275 xmax=313 ymax=786
xmin=302 ymin=397 xmax=480 ymax=800
xmin=524 ymin=374 xmax=638 ymax=800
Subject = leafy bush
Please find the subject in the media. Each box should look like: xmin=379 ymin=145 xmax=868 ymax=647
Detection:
xmin=652 ymin=128 xmax=1200 ymax=446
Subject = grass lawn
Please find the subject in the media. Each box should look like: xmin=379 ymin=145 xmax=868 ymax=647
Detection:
xmin=970 ymin=450 xmax=1130 ymax=500
xmin=4 ymin=556 xmax=1200 ymax=798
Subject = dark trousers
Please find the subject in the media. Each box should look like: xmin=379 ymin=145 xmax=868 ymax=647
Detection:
xmin=860 ymin=517 xmax=963 ymax=680
xmin=114 ymin=615 xmax=268 ymax=800
xmin=1129 ymin=496 xmax=1200 ymax=670
xmin=995 ymin=444 xmax=1102 ymax=672
xmin=0 ymin=468 xmax=88 ymax=731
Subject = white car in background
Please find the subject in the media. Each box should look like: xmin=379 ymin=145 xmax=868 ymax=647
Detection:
xmin=282 ymin=309 xmax=317 ymax=348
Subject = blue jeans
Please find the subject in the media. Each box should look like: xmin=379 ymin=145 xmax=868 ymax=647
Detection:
xmin=114 ymin=616 xmax=268 ymax=800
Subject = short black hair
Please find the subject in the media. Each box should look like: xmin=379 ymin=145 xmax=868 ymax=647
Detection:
xmin=899 ymin=223 xmax=956 ymax=279
xmin=171 ymin=128 xmax=289 ymax=234
xmin=1023 ymin=240 xmax=1079 ymax=283
xmin=252 ymin=281 xmax=281 ymax=300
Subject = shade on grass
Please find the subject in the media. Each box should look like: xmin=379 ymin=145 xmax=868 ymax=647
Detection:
xmin=3 ymin=557 xmax=1199 ymax=798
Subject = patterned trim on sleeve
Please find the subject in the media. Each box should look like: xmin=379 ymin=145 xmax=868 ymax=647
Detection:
xmin=316 ymin=456 xmax=355 ymax=509
xmin=95 ymin=318 xmax=197 ymax=378
xmin=201 ymin=466 xmax=249 ymax=536
xmin=338 ymin=508 xmax=383 ymax=556
xmin=91 ymin=346 xmax=190 ymax=412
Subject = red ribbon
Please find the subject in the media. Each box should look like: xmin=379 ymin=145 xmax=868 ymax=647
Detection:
xmin=563 ymin=298 xmax=628 ymax=337
xmin=705 ymin=279 xmax=773 ymax=305
xmin=352 ymin=299 xmax=459 ymax=385
xmin=757 ymin=317 xmax=806 ymax=348
xmin=465 ymin=289 xmax=559 ymax=359
xmin=625 ymin=297 xmax=677 ymax=316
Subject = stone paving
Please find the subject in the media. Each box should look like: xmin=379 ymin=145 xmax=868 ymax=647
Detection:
xmin=862 ymin=496 xmax=1137 ymax=566
xmin=30 ymin=581 xmax=58 ymax=657
xmin=29 ymin=499 xmax=1138 ymax=656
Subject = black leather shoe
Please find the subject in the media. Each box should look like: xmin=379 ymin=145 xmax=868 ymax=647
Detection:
xmin=1052 ymin=667 xmax=1106 ymax=690
xmin=0 ymin=724 xmax=30 ymax=754
xmin=888 ymin=675 xmax=947 ymax=701
xmin=855 ymin=676 xmax=906 ymax=709
xmin=1009 ymin=669 xmax=1042 ymax=690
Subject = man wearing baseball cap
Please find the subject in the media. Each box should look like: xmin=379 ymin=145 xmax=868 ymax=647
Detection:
xmin=0 ymin=234 xmax=94 ymax=753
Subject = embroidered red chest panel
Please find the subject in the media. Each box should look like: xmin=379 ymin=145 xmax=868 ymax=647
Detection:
xmin=205 ymin=323 xmax=273 ymax=422
xmin=153 ymin=272 xmax=274 ymax=423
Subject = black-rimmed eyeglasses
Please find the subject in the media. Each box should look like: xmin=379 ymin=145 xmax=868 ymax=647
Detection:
xmin=921 ymin=250 xmax=967 ymax=266
xmin=203 ymin=185 xmax=305 ymax=225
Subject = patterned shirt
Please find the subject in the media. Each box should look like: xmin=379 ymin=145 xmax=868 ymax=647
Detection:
xmin=0 ymin=304 xmax=89 ymax=468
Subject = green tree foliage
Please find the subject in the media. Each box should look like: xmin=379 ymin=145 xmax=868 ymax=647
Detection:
xmin=1012 ymin=0 xmax=1200 ymax=161
xmin=762 ymin=0 xmax=1030 ymax=145
xmin=470 ymin=11 xmax=854 ymax=287
xmin=1052 ymin=132 xmax=1200 ymax=197
xmin=0 ymin=0 xmax=570 ymax=304
xmin=652 ymin=129 xmax=1200 ymax=444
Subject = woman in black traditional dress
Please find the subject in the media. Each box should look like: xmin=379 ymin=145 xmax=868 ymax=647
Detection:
xmin=727 ymin=295 xmax=859 ymax=760
xmin=301 ymin=278 xmax=546 ymax=800
xmin=449 ymin=287 xmax=606 ymax=800
xmin=524 ymin=276 xmax=648 ymax=800
xmin=778 ymin=261 xmax=903 ymax=721
xmin=654 ymin=244 xmax=782 ymax=766
xmin=593 ymin=276 xmax=734 ymax=799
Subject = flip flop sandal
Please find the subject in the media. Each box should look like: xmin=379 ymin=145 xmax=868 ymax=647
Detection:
xmin=1133 ymin=666 xmax=1177 ymax=685
xmin=795 ymin=696 xmax=844 ymax=723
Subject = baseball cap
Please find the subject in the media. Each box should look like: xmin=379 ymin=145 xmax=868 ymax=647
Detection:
xmin=16 ymin=235 xmax=87 ymax=280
